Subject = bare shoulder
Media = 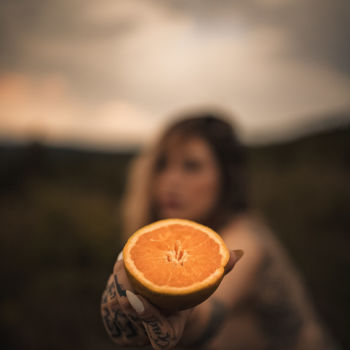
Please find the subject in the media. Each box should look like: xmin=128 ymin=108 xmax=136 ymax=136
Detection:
xmin=220 ymin=213 xmax=266 ymax=267
xmin=214 ymin=213 xmax=268 ymax=306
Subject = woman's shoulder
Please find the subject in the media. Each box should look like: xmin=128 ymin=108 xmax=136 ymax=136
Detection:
xmin=218 ymin=213 xmax=270 ymax=291
xmin=220 ymin=212 xmax=270 ymax=259
xmin=211 ymin=213 xmax=271 ymax=306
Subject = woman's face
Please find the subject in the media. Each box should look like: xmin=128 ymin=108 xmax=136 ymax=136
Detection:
xmin=152 ymin=135 xmax=221 ymax=222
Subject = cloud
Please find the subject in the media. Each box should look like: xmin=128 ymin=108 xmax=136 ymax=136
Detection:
xmin=0 ymin=0 xmax=349 ymax=147
xmin=105 ymin=8 xmax=350 ymax=138
xmin=154 ymin=0 xmax=350 ymax=74
xmin=0 ymin=72 xmax=152 ymax=148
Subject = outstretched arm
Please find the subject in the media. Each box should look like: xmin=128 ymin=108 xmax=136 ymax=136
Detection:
xmin=101 ymin=249 xmax=241 ymax=350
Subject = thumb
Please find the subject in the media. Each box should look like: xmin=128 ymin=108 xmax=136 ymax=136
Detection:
xmin=224 ymin=249 xmax=244 ymax=275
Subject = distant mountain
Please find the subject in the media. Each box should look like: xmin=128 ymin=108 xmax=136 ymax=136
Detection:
xmin=246 ymin=109 xmax=350 ymax=145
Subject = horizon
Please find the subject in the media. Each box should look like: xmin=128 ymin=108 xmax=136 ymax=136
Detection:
xmin=1 ymin=108 xmax=349 ymax=153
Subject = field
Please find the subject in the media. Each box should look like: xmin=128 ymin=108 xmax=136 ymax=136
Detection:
xmin=0 ymin=125 xmax=349 ymax=349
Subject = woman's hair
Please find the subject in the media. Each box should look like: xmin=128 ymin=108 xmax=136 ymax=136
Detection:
xmin=121 ymin=110 xmax=249 ymax=240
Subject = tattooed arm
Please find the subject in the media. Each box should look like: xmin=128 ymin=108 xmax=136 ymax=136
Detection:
xmin=101 ymin=273 xmax=149 ymax=346
xmin=101 ymin=250 xmax=239 ymax=350
xmin=101 ymin=256 xmax=193 ymax=350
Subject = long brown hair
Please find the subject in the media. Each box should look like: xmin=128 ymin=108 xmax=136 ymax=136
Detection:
xmin=121 ymin=110 xmax=249 ymax=240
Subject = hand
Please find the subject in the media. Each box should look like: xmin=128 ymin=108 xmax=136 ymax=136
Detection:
xmin=101 ymin=253 xmax=192 ymax=350
xmin=101 ymin=263 xmax=150 ymax=347
xmin=101 ymin=250 xmax=241 ymax=350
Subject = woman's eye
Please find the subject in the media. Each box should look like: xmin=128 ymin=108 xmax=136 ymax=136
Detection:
xmin=183 ymin=160 xmax=202 ymax=172
xmin=155 ymin=156 xmax=167 ymax=171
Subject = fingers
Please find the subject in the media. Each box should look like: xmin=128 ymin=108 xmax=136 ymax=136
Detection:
xmin=114 ymin=256 xmax=189 ymax=349
xmin=126 ymin=291 xmax=190 ymax=350
xmin=224 ymin=249 xmax=244 ymax=275
xmin=101 ymin=300 xmax=148 ymax=346
xmin=102 ymin=255 xmax=149 ymax=346
xmin=113 ymin=259 xmax=134 ymax=298
xmin=113 ymin=256 xmax=147 ymax=324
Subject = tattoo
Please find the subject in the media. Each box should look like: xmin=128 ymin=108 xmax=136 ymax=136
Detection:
xmin=255 ymin=254 xmax=303 ymax=350
xmin=101 ymin=276 xmax=117 ymax=304
xmin=144 ymin=316 xmax=172 ymax=349
xmin=101 ymin=290 xmax=108 ymax=305
xmin=114 ymin=274 xmax=127 ymax=297
xmin=102 ymin=305 xmax=138 ymax=339
xmin=191 ymin=298 xmax=228 ymax=347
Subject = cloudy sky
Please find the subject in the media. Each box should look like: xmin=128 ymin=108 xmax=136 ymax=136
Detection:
xmin=0 ymin=0 xmax=349 ymax=148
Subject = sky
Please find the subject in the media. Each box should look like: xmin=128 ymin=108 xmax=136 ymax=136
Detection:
xmin=0 ymin=0 xmax=349 ymax=149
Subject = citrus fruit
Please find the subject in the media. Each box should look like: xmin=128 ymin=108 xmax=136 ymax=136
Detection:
xmin=123 ymin=218 xmax=230 ymax=311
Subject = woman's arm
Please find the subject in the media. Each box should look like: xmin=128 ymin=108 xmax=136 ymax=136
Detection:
xmin=101 ymin=271 xmax=150 ymax=346
xmin=101 ymin=249 xmax=241 ymax=350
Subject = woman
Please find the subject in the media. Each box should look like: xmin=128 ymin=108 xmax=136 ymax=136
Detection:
xmin=101 ymin=111 xmax=337 ymax=350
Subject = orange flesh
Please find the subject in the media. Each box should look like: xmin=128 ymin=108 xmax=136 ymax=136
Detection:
xmin=130 ymin=224 xmax=222 ymax=287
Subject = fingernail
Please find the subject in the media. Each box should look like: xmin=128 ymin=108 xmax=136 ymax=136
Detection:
xmin=126 ymin=290 xmax=145 ymax=314
xmin=233 ymin=249 xmax=244 ymax=262
xmin=117 ymin=251 xmax=123 ymax=261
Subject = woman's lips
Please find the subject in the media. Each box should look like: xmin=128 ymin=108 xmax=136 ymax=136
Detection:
xmin=160 ymin=199 xmax=182 ymax=211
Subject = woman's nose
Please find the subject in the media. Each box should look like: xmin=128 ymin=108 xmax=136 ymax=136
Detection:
xmin=161 ymin=168 xmax=183 ymax=188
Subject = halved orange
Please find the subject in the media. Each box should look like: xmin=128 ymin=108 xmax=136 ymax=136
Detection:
xmin=123 ymin=218 xmax=230 ymax=311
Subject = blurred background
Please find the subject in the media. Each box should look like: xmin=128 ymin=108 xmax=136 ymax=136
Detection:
xmin=0 ymin=0 xmax=349 ymax=349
